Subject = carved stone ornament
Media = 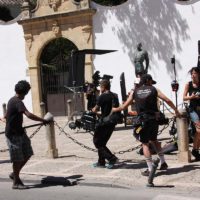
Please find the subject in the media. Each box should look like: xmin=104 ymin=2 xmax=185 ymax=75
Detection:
xmin=71 ymin=0 xmax=81 ymax=5
xmin=52 ymin=21 xmax=61 ymax=37
xmin=48 ymin=0 xmax=61 ymax=11
xmin=24 ymin=34 xmax=33 ymax=50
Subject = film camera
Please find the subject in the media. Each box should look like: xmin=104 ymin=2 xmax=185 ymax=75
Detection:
xmin=83 ymin=71 xmax=113 ymax=110
xmin=91 ymin=71 xmax=113 ymax=87
xmin=68 ymin=71 xmax=115 ymax=132
xmin=68 ymin=111 xmax=97 ymax=132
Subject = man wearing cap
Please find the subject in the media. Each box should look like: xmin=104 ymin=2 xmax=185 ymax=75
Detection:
xmin=134 ymin=43 xmax=149 ymax=77
xmin=113 ymin=74 xmax=181 ymax=176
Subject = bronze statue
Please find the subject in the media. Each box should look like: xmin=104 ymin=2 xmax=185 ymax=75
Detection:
xmin=134 ymin=43 xmax=149 ymax=77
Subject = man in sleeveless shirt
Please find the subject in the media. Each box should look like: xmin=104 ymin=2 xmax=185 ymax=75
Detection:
xmin=113 ymin=74 xmax=181 ymax=176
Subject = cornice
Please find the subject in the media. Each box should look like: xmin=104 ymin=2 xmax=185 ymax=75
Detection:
xmin=18 ymin=8 xmax=96 ymax=25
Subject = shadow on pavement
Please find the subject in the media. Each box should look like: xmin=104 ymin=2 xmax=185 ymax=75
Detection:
xmin=110 ymin=159 xmax=147 ymax=170
xmin=152 ymin=185 xmax=175 ymax=188
xmin=156 ymin=164 xmax=200 ymax=177
xmin=28 ymin=175 xmax=84 ymax=189
xmin=0 ymin=160 xmax=10 ymax=164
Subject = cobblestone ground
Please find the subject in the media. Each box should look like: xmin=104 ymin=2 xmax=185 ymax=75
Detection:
xmin=1 ymin=116 xmax=200 ymax=190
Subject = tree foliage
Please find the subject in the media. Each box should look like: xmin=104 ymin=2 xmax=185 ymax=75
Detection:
xmin=27 ymin=0 xmax=127 ymax=7
xmin=93 ymin=0 xmax=127 ymax=6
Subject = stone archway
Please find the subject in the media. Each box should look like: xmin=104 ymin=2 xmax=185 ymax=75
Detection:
xmin=18 ymin=0 xmax=96 ymax=116
xmin=40 ymin=37 xmax=80 ymax=116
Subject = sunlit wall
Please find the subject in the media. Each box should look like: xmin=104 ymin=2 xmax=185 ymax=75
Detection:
xmin=92 ymin=0 xmax=200 ymax=110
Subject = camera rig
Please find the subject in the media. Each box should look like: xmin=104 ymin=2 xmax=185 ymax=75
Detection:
xmin=83 ymin=71 xmax=113 ymax=111
xmin=91 ymin=71 xmax=113 ymax=87
xmin=68 ymin=71 xmax=114 ymax=132
xmin=69 ymin=111 xmax=97 ymax=132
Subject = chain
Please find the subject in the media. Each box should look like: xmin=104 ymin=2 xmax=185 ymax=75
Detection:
xmin=28 ymin=125 xmax=43 ymax=139
xmin=114 ymin=144 xmax=142 ymax=155
xmin=0 ymin=148 xmax=9 ymax=153
xmin=157 ymin=117 xmax=174 ymax=135
xmin=0 ymin=124 xmax=43 ymax=153
xmin=54 ymin=121 xmax=97 ymax=152
xmin=55 ymin=121 xmax=143 ymax=155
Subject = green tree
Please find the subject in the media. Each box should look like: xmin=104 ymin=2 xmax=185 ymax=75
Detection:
xmin=93 ymin=0 xmax=127 ymax=6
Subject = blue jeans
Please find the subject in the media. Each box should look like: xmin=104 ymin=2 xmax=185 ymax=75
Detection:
xmin=190 ymin=110 xmax=200 ymax=123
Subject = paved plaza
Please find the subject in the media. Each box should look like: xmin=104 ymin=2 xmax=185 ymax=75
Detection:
xmin=0 ymin=116 xmax=200 ymax=193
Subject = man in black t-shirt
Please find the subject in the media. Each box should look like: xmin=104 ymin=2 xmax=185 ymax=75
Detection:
xmin=92 ymin=79 xmax=119 ymax=169
xmin=4 ymin=80 xmax=48 ymax=190
xmin=113 ymin=74 xmax=181 ymax=177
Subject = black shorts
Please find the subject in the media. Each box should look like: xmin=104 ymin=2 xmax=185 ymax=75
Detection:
xmin=138 ymin=120 xmax=158 ymax=143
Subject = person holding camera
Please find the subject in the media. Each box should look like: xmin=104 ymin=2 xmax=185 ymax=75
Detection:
xmin=92 ymin=79 xmax=119 ymax=169
xmin=113 ymin=74 xmax=181 ymax=176
xmin=4 ymin=80 xmax=49 ymax=189
xmin=183 ymin=67 xmax=200 ymax=161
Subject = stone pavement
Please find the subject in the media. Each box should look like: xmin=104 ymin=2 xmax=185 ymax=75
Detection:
xmin=1 ymin=116 xmax=200 ymax=191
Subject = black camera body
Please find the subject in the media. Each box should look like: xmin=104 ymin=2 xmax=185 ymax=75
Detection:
xmin=91 ymin=71 xmax=113 ymax=87
xmin=69 ymin=111 xmax=97 ymax=132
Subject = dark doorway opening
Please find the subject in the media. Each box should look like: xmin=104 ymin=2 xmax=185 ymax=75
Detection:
xmin=40 ymin=37 xmax=83 ymax=116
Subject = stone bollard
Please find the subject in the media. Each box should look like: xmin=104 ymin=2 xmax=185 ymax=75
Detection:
xmin=40 ymin=102 xmax=46 ymax=118
xmin=44 ymin=112 xmax=58 ymax=158
xmin=67 ymin=99 xmax=73 ymax=121
xmin=2 ymin=103 xmax=6 ymax=117
xmin=176 ymin=108 xmax=191 ymax=163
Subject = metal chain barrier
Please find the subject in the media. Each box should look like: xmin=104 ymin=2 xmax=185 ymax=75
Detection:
xmin=0 ymin=119 xmax=175 ymax=155
xmin=116 ymin=144 xmax=142 ymax=155
xmin=28 ymin=124 xmax=43 ymax=139
xmin=157 ymin=117 xmax=174 ymax=135
xmin=0 ymin=148 xmax=9 ymax=153
xmin=55 ymin=121 xmax=143 ymax=155
xmin=54 ymin=121 xmax=97 ymax=152
xmin=0 ymin=124 xmax=43 ymax=153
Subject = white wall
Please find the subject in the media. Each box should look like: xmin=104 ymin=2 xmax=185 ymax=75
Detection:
xmin=1 ymin=0 xmax=200 ymax=116
xmin=92 ymin=0 xmax=200 ymax=110
xmin=0 ymin=23 xmax=32 ymax=116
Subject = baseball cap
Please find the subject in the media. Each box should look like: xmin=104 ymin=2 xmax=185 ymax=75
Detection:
xmin=141 ymin=74 xmax=157 ymax=84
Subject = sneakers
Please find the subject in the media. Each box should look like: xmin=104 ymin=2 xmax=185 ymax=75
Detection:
xmin=92 ymin=162 xmax=105 ymax=168
xmin=12 ymin=183 xmax=29 ymax=190
xmin=105 ymin=158 xmax=119 ymax=169
xmin=192 ymin=149 xmax=200 ymax=161
xmin=159 ymin=162 xmax=168 ymax=170
xmin=141 ymin=158 xmax=160 ymax=177
xmin=141 ymin=169 xmax=150 ymax=176
xmin=12 ymin=178 xmax=29 ymax=190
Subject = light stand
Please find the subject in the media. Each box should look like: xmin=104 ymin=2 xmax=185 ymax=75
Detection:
xmin=171 ymin=55 xmax=179 ymax=108
xmin=197 ymin=40 xmax=200 ymax=69
xmin=169 ymin=55 xmax=179 ymax=137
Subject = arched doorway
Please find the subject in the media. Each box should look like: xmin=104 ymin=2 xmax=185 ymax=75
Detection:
xmin=40 ymin=37 xmax=83 ymax=116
